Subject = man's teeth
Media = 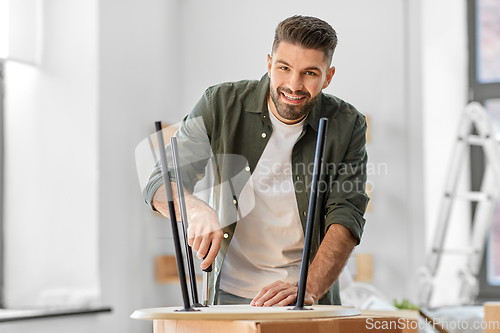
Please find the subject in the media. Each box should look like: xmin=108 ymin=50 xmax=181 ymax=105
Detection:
xmin=283 ymin=93 xmax=304 ymax=100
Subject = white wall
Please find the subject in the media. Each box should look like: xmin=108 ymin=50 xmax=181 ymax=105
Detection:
xmin=422 ymin=0 xmax=469 ymax=307
xmin=4 ymin=0 xmax=100 ymax=308
xmin=97 ymin=0 xmax=187 ymax=331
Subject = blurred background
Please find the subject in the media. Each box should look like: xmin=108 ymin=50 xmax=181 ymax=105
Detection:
xmin=0 ymin=0 xmax=499 ymax=332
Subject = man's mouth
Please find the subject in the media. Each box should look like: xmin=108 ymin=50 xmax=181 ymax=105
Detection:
xmin=281 ymin=92 xmax=306 ymax=102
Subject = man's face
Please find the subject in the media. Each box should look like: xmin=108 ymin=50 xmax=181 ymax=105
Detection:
xmin=267 ymin=42 xmax=335 ymax=124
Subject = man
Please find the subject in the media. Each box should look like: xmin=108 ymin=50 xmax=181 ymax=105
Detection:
xmin=144 ymin=15 xmax=368 ymax=306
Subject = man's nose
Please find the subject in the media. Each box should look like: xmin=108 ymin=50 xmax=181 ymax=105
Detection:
xmin=288 ymin=73 xmax=303 ymax=92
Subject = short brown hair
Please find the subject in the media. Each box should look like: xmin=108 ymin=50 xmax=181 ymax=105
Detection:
xmin=272 ymin=16 xmax=338 ymax=65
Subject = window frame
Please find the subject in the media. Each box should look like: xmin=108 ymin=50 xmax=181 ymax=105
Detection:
xmin=468 ymin=0 xmax=500 ymax=301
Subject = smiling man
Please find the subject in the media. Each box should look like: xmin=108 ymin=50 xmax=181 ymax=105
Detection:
xmin=267 ymin=35 xmax=335 ymax=125
xmin=144 ymin=15 xmax=369 ymax=307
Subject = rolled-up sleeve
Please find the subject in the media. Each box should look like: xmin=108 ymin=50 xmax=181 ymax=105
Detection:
xmin=143 ymin=88 xmax=215 ymax=211
xmin=324 ymin=115 xmax=369 ymax=244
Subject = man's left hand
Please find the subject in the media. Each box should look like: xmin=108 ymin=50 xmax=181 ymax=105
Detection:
xmin=251 ymin=280 xmax=315 ymax=307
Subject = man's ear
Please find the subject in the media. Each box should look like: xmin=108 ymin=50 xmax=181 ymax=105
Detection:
xmin=267 ymin=54 xmax=272 ymax=78
xmin=322 ymin=66 xmax=335 ymax=89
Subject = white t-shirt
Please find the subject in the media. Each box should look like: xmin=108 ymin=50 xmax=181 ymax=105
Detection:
xmin=219 ymin=108 xmax=306 ymax=299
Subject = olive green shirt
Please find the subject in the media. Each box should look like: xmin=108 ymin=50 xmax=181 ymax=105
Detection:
xmin=144 ymin=73 xmax=369 ymax=305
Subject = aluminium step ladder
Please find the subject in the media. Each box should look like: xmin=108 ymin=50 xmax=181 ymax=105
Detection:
xmin=418 ymin=102 xmax=500 ymax=307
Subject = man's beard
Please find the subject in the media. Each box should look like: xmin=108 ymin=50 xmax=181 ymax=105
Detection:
xmin=269 ymin=85 xmax=320 ymax=122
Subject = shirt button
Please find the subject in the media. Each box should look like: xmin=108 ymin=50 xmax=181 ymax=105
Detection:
xmin=261 ymin=133 xmax=267 ymax=138
xmin=245 ymin=166 xmax=250 ymax=172
xmin=215 ymin=267 xmax=219 ymax=272
xmin=296 ymin=176 xmax=300 ymax=180
xmin=223 ymin=233 xmax=229 ymax=239
xmin=303 ymin=211 xmax=307 ymax=216
xmin=233 ymin=199 xmax=238 ymax=205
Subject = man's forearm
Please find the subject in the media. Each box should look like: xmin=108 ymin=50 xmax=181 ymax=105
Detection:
xmin=152 ymin=183 xmax=223 ymax=269
xmin=152 ymin=183 xmax=190 ymax=219
xmin=152 ymin=183 xmax=215 ymax=223
xmin=152 ymin=183 xmax=182 ymax=220
xmin=306 ymin=224 xmax=357 ymax=302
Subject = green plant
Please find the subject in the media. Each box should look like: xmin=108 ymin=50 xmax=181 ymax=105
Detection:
xmin=393 ymin=298 xmax=420 ymax=310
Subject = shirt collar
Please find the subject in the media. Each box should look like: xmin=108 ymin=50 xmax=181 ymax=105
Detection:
xmin=245 ymin=73 xmax=324 ymax=132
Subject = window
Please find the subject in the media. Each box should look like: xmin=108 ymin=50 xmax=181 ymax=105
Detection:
xmin=476 ymin=0 xmax=500 ymax=84
xmin=468 ymin=0 xmax=500 ymax=300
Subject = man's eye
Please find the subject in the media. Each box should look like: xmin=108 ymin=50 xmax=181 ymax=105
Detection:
xmin=280 ymin=66 xmax=289 ymax=71
xmin=306 ymin=71 xmax=316 ymax=76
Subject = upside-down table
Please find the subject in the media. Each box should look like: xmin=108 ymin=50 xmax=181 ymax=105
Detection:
xmin=131 ymin=304 xmax=405 ymax=333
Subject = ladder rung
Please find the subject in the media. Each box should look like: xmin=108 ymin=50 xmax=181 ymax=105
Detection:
xmin=466 ymin=135 xmax=487 ymax=145
xmin=432 ymin=248 xmax=478 ymax=255
xmin=449 ymin=192 xmax=490 ymax=201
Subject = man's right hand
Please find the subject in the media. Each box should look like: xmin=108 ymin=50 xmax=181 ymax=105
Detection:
xmin=186 ymin=200 xmax=222 ymax=270
xmin=152 ymin=184 xmax=223 ymax=270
